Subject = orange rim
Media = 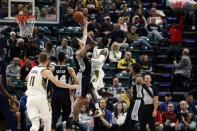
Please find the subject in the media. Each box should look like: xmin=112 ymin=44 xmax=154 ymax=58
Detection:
xmin=16 ymin=15 xmax=35 ymax=25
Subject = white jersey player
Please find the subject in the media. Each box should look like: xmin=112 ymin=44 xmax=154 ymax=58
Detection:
xmin=91 ymin=47 xmax=109 ymax=91
xmin=26 ymin=52 xmax=78 ymax=131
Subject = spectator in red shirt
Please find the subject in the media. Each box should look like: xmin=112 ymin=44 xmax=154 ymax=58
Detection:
xmin=168 ymin=15 xmax=184 ymax=62
xmin=155 ymin=107 xmax=164 ymax=131
xmin=169 ymin=15 xmax=184 ymax=44
xmin=20 ymin=59 xmax=34 ymax=81
xmin=162 ymin=103 xmax=177 ymax=131
xmin=147 ymin=106 xmax=164 ymax=131
xmin=19 ymin=58 xmax=36 ymax=68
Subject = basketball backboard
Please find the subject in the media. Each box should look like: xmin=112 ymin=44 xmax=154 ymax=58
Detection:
xmin=0 ymin=0 xmax=60 ymax=24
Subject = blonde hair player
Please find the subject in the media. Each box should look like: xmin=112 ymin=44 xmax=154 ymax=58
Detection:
xmin=26 ymin=52 xmax=78 ymax=131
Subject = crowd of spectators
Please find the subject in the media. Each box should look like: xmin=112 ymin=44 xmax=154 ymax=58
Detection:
xmin=0 ymin=0 xmax=196 ymax=131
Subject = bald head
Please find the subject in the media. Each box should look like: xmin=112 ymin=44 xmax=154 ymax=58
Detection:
xmin=182 ymin=48 xmax=189 ymax=56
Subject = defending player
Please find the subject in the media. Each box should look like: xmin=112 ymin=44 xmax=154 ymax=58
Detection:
xmin=50 ymin=52 xmax=78 ymax=131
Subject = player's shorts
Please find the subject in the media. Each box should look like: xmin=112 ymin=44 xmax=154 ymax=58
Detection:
xmin=81 ymin=74 xmax=91 ymax=97
xmin=0 ymin=107 xmax=5 ymax=121
xmin=51 ymin=91 xmax=72 ymax=129
xmin=26 ymin=94 xmax=51 ymax=121
xmin=76 ymin=71 xmax=91 ymax=98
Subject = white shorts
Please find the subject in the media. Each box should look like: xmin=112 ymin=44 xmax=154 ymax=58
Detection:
xmin=26 ymin=95 xmax=51 ymax=121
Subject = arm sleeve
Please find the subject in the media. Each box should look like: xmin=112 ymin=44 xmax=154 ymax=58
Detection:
xmin=109 ymin=51 xmax=117 ymax=62
xmin=174 ymin=57 xmax=187 ymax=69
xmin=116 ymin=52 xmax=122 ymax=60
xmin=117 ymin=59 xmax=126 ymax=69
xmin=108 ymin=111 xmax=113 ymax=124
xmin=6 ymin=65 xmax=17 ymax=77
xmin=153 ymin=86 xmax=158 ymax=96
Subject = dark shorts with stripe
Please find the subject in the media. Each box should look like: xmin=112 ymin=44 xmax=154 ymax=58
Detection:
xmin=51 ymin=90 xmax=72 ymax=129
xmin=81 ymin=74 xmax=91 ymax=97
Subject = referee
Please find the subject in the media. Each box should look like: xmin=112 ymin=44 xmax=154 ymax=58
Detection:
xmin=140 ymin=74 xmax=159 ymax=131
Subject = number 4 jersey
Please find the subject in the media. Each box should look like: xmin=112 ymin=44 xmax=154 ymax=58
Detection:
xmin=26 ymin=66 xmax=47 ymax=96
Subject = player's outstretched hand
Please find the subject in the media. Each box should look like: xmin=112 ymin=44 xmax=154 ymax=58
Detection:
xmin=69 ymin=84 xmax=79 ymax=90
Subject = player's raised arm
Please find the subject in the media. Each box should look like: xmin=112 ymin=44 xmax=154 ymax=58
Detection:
xmin=0 ymin=81 xmax=19 ymax=107
xmin=75 ymin=18 xmax=90 ymax=58
xmin=41 ymin=69 xmax=78 ymax=89
xmin=81 ymin=17 xmax=89 ymax=46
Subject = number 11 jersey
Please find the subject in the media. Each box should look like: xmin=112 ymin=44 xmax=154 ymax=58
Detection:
xmin=26 ymin=66 xmax=47 ymax=96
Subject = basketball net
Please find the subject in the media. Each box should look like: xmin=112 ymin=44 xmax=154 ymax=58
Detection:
xmin=16 ymin=15 xmax=35 ymax=38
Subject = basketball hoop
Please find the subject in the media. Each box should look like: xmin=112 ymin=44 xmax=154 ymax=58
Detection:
xmin=16 ymin=15 xmax=36 ymax=38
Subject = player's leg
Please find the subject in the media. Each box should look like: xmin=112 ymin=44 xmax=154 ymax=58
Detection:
xmin=0 ymin=108 xmax=6 ymax=131
xmin=73 ymin=97 xmax=85 ymax=121
xmin=89 ymin=84 xmax=100 ymax=109
xmin=89 ymin=84 xmax=105 ymax=118
xmin=38 ymin=96 xmax=52 ymax=131
xmin=51 ymin=93 xmax=61 ymax=131
xmin=90 ymin=70 xmax=104 ymax=113
xmin=61 ymin=95 xmax=72 ymax=131
xmin=26 ymin=96 xmax=40 ymax=131
xmin=73 ymin=75 xmax=90 ymax=121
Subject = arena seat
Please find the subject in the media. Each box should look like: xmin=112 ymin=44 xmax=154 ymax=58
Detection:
xmin=115 ymin=73 xmax=131 ymax=87
xmin=152 ymin=73 xmax=172 ymax=82
xmin=153 ymin=82 xmax=171 ymax=91
xmin=154 ymin=64 xmax=174 ymax=73
xmin=182 ymin=39 xmax=197 ymax=47
xmin=103 ymin=63 xmax=117 ymax=77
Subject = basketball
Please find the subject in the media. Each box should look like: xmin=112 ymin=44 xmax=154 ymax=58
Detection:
xmin=73 ymin=11 xmax=84 ymax=25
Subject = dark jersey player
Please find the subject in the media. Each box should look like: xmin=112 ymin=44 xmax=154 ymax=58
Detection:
xmin=50 ymin=52 xmax=78 ymax=131
xmin=72 ymin=17 xmax=103 ymax=121
xmin=71 ymin=17 xmax=92 ymax=121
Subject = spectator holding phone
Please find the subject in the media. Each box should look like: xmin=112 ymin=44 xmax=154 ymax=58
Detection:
xmin=175 ymin=101 xmax=196 ymax=131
